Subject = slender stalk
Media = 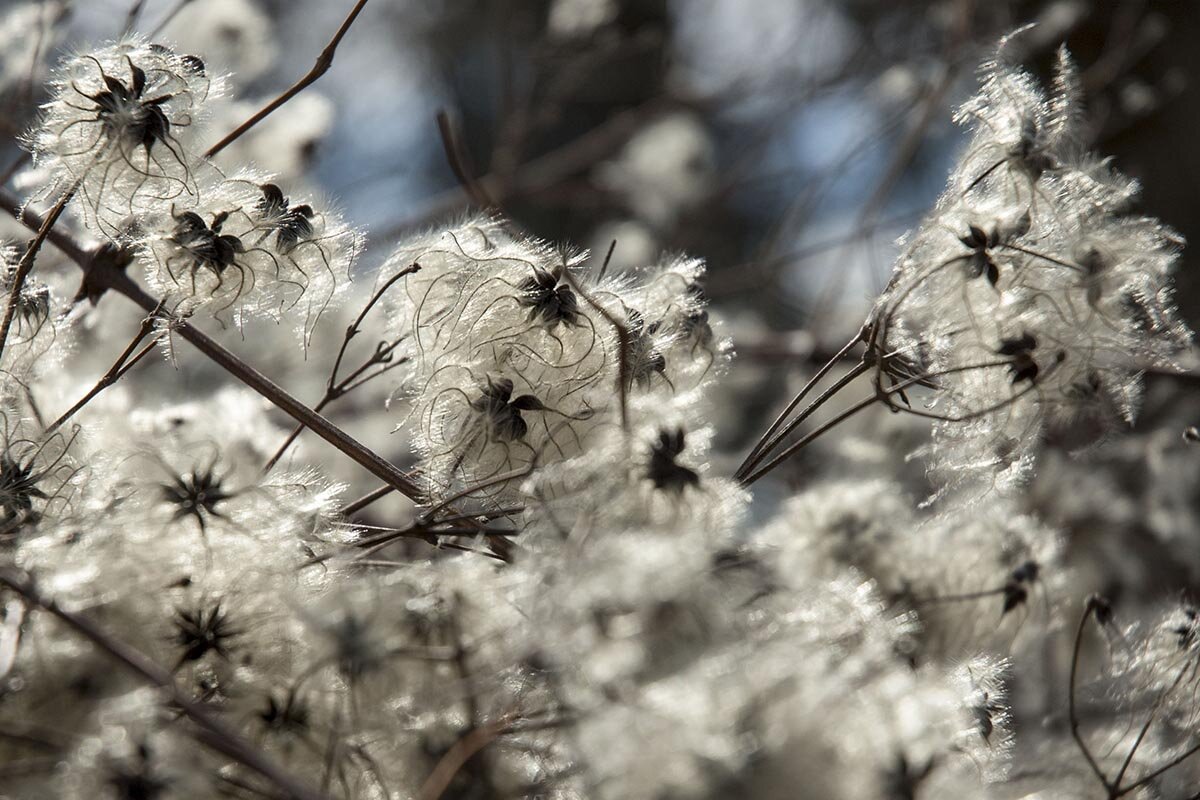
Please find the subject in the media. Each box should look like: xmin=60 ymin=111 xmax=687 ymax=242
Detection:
xmin=1069 ymin=599 xmax=1113 ymax=794
xmin=418 ymin=718 xmax=510 ymax=800
xmin=262 ymin=342 xmax=404 ymax=472
xmin=148 ymin=0 xmax=195 ymax=36
xmin=735 ymin=325 xmax=865 ymax=478
xmin=436 ymin=109 xmax=496 ymax=209
xmin=559 ymin=269 xmax=630 ymax=429
xmin=263 ymin=266 xmax=417 ymax=472
xmin=158 ymin=310 xmax=425 ymax=501
xmin=329 ymin=268 xmax=417 ymax=395
xmin=738 ymin=358 xmax=1019 ymax=486
xmin=1117 ymin=738 xmax=1200 ymax=796
xmin=1111 ymin=663 xmax=1189 ymax=791
xmin=740 ymin=394 xmax=877 ymax=487
xmin=445 ymin=594 xmax=499 ymax=797
xmin=0 ymin=185 xmax=76 ymax=365
xmin=45 ymin=309 xmax=162 ymax=434
xmin=337 ymin=484 xmax=394 ymax=517
xmin=0 ymin=567 xmax=333 ymax=800
xmin=736 ymin=356 xmax=868 ymax=480
xmin=204 ymin=0 xmax=371 ymax=158
xmin=122 ymin=0 xmax=148 ymax=33
xmin=911 ymin=586 xmax=1009 ymax=605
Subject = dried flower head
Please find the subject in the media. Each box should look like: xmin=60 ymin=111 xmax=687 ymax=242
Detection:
xmin=28 ymin=38 xmax=216 ymax=238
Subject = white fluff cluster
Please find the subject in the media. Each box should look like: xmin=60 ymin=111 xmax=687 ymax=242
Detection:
xmin=0 ymin=242 xmax=72 ymax=381
xmin=28 ymin=38 xmax=215 ymax=237
xmin=388 ymin=216 xmax=725 ymax=503
xmin=25 ymin=35 xmax=359 ymax=339
xmin=137 ymin=173 xmax=359 ymax=337
xmin=872 ymin=36 xmax=1191 ymax=496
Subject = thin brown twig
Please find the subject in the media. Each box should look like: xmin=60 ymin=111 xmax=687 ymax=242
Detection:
xmin=337 ymin=484 xmax=395 ymax=518
xmin=123 ymin=0 xmax=148 ymax=33
xmin=436 ymin=109 xmax=497 ymax=210
xmin=1111 ymin=662 xmax=1190 ymax=792
xmin=0 ymin=184 xmax=76 ymax=365
xmin=1070 ymin=597 xmax=1114 ymax=795
xmin=204 ymin=0 xmax=371 ymax=158
xmin=738 ymin=357 xmax=1026 ymax=486
xmin=45 ymin=306 xmax=163 ymax=435
xmin=735 ymin=326 xmax=866 ymax=477
xmin=148 ymin=0 xmax=195 ymax=37
xmin=380 ymin=98 xmax=677 ymax=237
xmin=740 ymin=394 xmax=878 ymax=487
xmin=262 ymin=265 xmax=419 ymax=473
xmin=1117 ymin=738 xmax=1200 ymax=796
xmin=558 ymin=268 xmax=629 ymax=429
xmin=444 ymin=593 xmax=499 ymax=796
xmin=738 ymin=359 xmax=870 ymax=481
xmin=736 ymin=335 xmax=868 ymax=479
xmin=0 ymin=566 xmax=333 ymax=800
xmin=417 ymin=716 xmax=512 ymax=800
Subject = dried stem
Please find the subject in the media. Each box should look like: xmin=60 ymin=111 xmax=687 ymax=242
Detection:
xmin=1111 ymin=662 xmax=1190 ymax=791
xmin=1069 ymin=597 xmax=1113 ymax=795
xmin=740 ymin=393 xmax=878 ymax=487
xmin=148 ymin=0 xmax=195 ymax=37
xmin=436 ymin=109 xmax=497 ymax=210
xmin=559 ymin=268 xmax=630 ymax=429
xmin=45 ymin=307 xmax=163 ymax=435
xmin=735 ymin=325 xmax=866 ymax=479
xmin=736 ymin=353 xmax=868 ymax=480
xmin=263 ymin=265 xmax=418 ymax=472
xmin=204 ymin=0 xmax=371 ymax=158
xmin=0 ymin=184 xmax=76 ymax=365
xmin=738 ymin=357 xmax=1024 ymax=486
xmin=418 ymin=717 xmax=510 ymax=800
xmin=337 ymin=484 xmax=394 ymax=517
xmin=122 ymin=0 xmax=148 ymax=33
xmin=1117 ymin=738 xmax=1200 ymax=796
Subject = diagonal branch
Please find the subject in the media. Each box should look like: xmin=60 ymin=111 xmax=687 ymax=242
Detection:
xmin=0 ymin=185 xmax=76 ymax=365
xmin=0 ymin=186 xmax=425 ymax=505
xmin=204 ymin=0 xmax=370 ymax=158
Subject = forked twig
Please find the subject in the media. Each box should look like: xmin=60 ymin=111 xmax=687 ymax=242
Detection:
xmin=1070 ymin=596 xmax=1114 ymax=795
xmin=45 ymin=305 xmax=164 ymax=435
xmin=263 ymin=265 xmax=419 ymax=472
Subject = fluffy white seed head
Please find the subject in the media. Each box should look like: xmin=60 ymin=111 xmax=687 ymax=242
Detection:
xmin=29 ymin=38 xmax=217 ymax=239
xmin=137 ymin=172 xmax=359 ymax=341
xmin=873 ymin=35 xmax=1191 ymax=498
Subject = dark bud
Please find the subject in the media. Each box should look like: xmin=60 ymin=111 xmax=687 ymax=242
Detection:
xmin=1184 ymin=426 xmax=1199 ymax=444
xmin=986 ymin=260 xmax=1000 ymax=287
xmin=1011 ymin=560 xmax=1039 ymax=585
xmin=960 ymin=224 xmax=990 ymax=250
xmin=180 ymin=54 xmax=206 ymax=75
xmin=1001 ymin=582 xmax=1026 ymax=615
xmin=1087 ymin=594 xmax=1114 ymax=627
